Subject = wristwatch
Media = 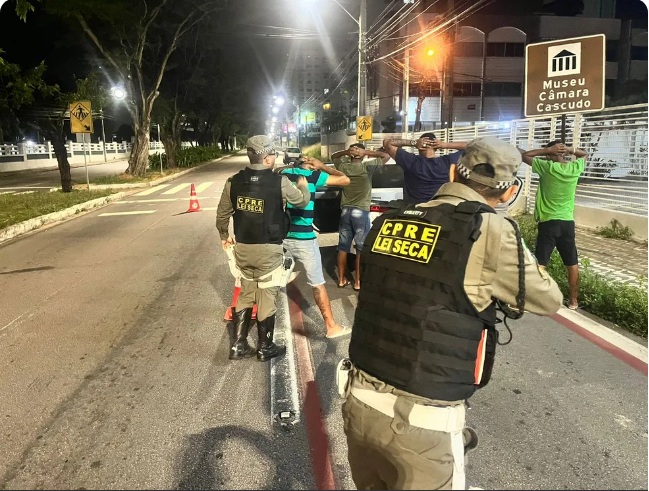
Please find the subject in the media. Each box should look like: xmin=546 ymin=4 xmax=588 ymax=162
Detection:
xmin=410 ymin=139 xmax=417 ymax=146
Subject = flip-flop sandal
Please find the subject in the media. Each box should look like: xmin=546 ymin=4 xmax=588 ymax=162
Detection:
xmin=326 ymin=325 xmax=352 ymax=339
xmin=338 ymin=281 xmax=350 ymax=288
xmin=567 ymin=304 xmax=579 ymax=310
xmin=353 ymin=285 xmax=361 ymax=292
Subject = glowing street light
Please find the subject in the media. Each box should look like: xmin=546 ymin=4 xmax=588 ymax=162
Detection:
xmin=111 ymin=86 xmax=126 ymax=101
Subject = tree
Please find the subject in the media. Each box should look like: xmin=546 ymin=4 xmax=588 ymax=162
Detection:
xmin=23 ymin=73 xmax=108 ymax=192
xmin=0 ymin=52 xmax=55 ymax=142
xmin=46 ymin=0 xmax=227 ymax=176
xmin=11 ymin=0 xmax=40 ymax=21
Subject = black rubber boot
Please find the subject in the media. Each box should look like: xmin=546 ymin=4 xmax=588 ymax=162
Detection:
xmin=229 ymin=308 xmax=256 ymax=360
xmin=256 ymin=315 xmax=286 ymax=362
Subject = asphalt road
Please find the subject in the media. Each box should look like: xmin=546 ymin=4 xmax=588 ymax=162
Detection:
xmin=0 ymin=153 xmax=646 ymax=490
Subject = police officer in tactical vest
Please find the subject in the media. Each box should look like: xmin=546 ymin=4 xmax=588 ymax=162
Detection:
xmin=216 ymin=135 xmax=310 ymax=362
xmin=338 ymin=137 xmax=563 ymax=490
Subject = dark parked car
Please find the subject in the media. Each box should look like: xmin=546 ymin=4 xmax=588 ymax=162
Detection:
xmin=313 ymin=163 xmax=524 ymax=234
xmin=313 ymin=163 xmax=404 ymax=233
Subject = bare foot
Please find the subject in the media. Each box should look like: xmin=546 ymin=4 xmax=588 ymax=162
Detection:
xmin=325 ymin=323 xmax=351 ymax=338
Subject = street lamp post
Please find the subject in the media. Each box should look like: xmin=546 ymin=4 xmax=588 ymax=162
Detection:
xmin=100 ymin=108 xmax=108 ymax=162
xmin=306 ymin=0 xmax=367 ymax=118
xmin=356 ymin=0 xmax=367 ymax=118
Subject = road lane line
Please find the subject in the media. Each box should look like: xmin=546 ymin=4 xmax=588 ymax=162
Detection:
xmin=162 ymin=183 xmax=191 ymax=195
xmin=134 ymin=184 xmax=171 ymax=196
xmin=554 ymin=308 xmax=648 ymax=375
xmin=98 ymin=211 xmax=156 ymax=216
xmin=195 ymin=182 xmax=214 ymax=193
xmin=270 ymin=286 xmax=301 ymax=427
xmin=287 ymin=282 xmax=337 ymax=490
xmin=118 ymin=199 xmax=181 ymax=203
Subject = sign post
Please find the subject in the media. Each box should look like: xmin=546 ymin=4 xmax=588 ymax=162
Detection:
xmin=69 ymin=100 xmax=94 ymax=191
xmin=356 ymin=115 xmax=372 ymax=142
xmin=524 ymin=34 xmax=605 ymax=134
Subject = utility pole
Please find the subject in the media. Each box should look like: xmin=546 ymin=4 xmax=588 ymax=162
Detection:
xmin=296 ymin=103 xmax=301 ymax=148
xmin=357 ymin=0 xmax=367 ymax=118
xmin=441 ymin=1 xmax=456 ymax=129
xmin=403 ymin=48 xmax=410 ymax=134
xmin=100 ymin=108 xmax=107 ymax=162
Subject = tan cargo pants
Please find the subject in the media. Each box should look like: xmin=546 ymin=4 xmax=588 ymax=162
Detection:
xmin=341 ymin=370 xmax=473 ymax=490
xmin=234 ymin=243 xmax=283 ymax=321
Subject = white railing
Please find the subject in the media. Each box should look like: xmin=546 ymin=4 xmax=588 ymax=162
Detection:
xmin=364 ymin=104 xmax=649 ymax=217
xmin=0 ymin=140 xmax=197 ymax=172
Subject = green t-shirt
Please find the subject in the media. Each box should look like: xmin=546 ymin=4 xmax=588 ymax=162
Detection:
xmin=333 ymin=157 xmax=383 ymax=211
xmin=532 ymin=157 xmax=585 ymax=222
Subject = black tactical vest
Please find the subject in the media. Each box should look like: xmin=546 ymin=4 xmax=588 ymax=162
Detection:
xmin=349 ymin=201 xmax=498 ymax=401
xmin=230 ymin=168 xmax=289 ymax=245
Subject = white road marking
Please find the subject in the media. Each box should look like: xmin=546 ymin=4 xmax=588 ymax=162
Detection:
xmin=194 ymin=182 xmax=214 ymax=193
xmin=270 ymin=288 xmax=301 ymax=426
xmin=200 ymin=207 xmax=218 ymax=211
xmin=118 ymin=198 xmax=182 ymax=203
xmin=134 ymin=184 xmax=171 ymax=196
xmin=98 ymin=211 xmax=156 ymax=216
xmin=162 ymin=183 xmax=191 ymax=195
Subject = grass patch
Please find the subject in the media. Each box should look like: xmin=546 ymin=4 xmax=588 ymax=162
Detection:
xmin=0 ymin=190 xmax=116 ymax=229
xmin=87 ymin=170 xmax=184 ymax=185
xmin=516 ymin=214 xmax=648 ymax=338
xmin=595 ymin=218 xmax=635 ymax=241
xmin=302 ymin=143 xmax=322 ymax=159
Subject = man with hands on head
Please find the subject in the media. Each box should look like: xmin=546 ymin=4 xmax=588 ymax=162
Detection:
xmin=330 ymin=143 xmax=391 ymax=292
xmin=522 ymin=140 xmax=588 ymax=310
xmin=383 ymin=133 xmax=470 ymax=204
xmin=278 ymin=154 xmax=353 ymax=339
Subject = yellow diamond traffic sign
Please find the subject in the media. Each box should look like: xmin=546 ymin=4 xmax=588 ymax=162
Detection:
xmin=69 ymin=100 xmax=94 ymax=134
xmin=356 ymin=116 xmax=372 ymax=141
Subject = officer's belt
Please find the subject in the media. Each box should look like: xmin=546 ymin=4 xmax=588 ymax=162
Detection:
xmin=349 ymin=386 xmax=465 ymax=432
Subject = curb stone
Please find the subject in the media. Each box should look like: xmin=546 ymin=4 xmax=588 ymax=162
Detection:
xmin=0 ymin=154 xmax=234 ymax=245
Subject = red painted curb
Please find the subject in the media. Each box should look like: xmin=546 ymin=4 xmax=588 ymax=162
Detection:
xmin=552 ymin=313 xmax=648 ymax=376
xmin=287 ymin=283 xmax=337 ymax=490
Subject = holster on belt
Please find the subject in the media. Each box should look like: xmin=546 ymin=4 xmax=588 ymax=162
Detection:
xmin=224 ymin=245 xmax=295 ymax=289
xmin=336 ymin=358 xmax=354 ymax=399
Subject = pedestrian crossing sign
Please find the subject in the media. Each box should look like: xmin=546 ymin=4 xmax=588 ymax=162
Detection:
xmin=69 ymin=100 xmax=94 ymax=134
xmin=356 ymin=116 xmax=372 ymax=141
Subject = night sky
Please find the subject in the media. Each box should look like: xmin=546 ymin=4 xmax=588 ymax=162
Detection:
xmin=0 ymin=0 xmax=646 ymax=138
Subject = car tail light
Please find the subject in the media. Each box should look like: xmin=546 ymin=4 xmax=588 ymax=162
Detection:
xmin=370 ymin=205 xmax=391 ymax=213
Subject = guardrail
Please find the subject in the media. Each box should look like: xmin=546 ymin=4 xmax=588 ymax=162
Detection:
xmin=0 ymin=141 xmax=196 ymax=172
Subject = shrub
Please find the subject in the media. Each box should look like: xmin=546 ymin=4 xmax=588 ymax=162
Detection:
xmin=148 ymin=145 xmax=223 ymax=170
xmin=302 ymin=143 xmax=322 ymax=159
xmin=595 ymin=218 xmax=635 ymax=241
xmin=515 ymin=214 xmax=647 ymax=338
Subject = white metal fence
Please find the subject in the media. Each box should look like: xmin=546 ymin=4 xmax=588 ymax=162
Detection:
xmin=0 ymin=141 xmax=197 ymax=172
xmin=366 ymin=104 xmax=648 ymax=217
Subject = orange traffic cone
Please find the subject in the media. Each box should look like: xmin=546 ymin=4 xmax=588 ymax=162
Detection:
xmin=224 ymin=280 xmax=257 ymax=321
xmin=186 ymin=183 xmax=201 ymax=212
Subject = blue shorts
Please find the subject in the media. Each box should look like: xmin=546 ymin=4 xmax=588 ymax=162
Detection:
xmin=338 ymin=206 xmax=371 ymax=253
xmin=283 ymin=238 xmax=326 ymax=286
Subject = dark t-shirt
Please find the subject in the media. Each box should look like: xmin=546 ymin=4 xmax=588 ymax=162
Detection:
xmin=395 ymin=148 xmax=462 ymax=204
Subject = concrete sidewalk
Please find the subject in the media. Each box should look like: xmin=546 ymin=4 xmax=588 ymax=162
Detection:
xmin=576 ymin=226 xmax=647 ymax=285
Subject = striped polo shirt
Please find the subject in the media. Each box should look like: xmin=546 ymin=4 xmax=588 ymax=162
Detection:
xmin=280 ymin=166 xmax=328 ymax=240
